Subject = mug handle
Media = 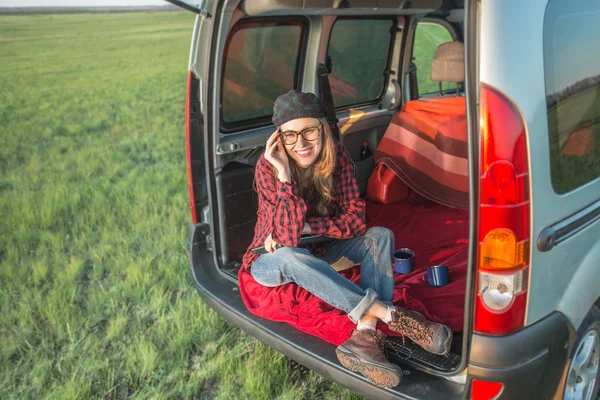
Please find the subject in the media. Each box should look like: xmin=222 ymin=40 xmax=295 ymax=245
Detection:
xmin=422 ymin=271 xmax=429 ymax=284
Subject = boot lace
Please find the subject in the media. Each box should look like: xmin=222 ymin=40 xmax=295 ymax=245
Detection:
xmin=390 ymin=311 xmax=433 ymax=345
xmin=369 ymin=331 xmax=388 ymax=359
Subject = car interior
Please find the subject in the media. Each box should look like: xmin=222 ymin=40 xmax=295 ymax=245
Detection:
xmin=205 ymin=0 xmax=471 ymax=377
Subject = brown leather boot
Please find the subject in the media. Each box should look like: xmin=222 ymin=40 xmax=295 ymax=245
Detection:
xmin=335 ymin=329 xmax=403 ymax=388
xmin=387 ymin=307 xmax=453 ymax=355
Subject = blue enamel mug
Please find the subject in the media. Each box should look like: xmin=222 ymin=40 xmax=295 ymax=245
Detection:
xmin=394 ymin=248 xmax=414 ymax=274
xmin=422 ymin=265 xmax=449 ymax=287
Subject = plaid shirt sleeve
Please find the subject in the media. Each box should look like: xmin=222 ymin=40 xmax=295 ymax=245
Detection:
xmin=307 ymin=142 xmax=367 ymax=238
xmin=255 ymin=157 xmax=307 ymax=247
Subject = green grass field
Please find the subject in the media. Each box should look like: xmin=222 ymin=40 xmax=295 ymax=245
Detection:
xmin=0 ymin=11 xmax=364 ymax=399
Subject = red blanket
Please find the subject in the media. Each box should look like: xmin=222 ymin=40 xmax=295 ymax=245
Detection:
xmin=238 ymin=192 xmax=469 ymax=346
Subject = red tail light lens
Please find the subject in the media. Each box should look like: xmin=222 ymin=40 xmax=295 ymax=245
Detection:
xmin=474 ymin=84 xmax=530 ymax=335
xmin=186 ymin=70 xmax=198 ymax=225
xmin=472 ymin=379 xmax=504 ymax=400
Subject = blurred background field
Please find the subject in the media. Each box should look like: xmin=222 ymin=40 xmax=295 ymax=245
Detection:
xmin=0 ymin=11 xmax=445 ymax=399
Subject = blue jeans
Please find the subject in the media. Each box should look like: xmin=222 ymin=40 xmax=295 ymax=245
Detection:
xmin=250 ymin=227 xmax=395 ymax=323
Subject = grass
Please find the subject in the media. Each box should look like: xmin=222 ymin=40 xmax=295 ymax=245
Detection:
xmin=0 ymin=12 xmax=363 ymax=399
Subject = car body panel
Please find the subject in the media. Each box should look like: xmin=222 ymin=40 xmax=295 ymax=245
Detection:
xmin=479 ymin=0 xmax=600 ymax=330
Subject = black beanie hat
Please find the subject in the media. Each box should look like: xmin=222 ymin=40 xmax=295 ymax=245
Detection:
xmin=272 ymin=90 xmax=327 ymax=127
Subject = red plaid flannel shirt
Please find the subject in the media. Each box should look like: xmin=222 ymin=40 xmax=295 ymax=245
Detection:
xmin=242 ymin=141 xmax=367 ymax=270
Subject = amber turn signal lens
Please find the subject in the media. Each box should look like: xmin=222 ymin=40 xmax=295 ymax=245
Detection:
xmin=479 ymin=229 xmax=529 ymax=270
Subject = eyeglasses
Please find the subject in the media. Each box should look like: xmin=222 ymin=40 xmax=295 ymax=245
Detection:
xmin=279 ymin=124 xmax=322 ymax=146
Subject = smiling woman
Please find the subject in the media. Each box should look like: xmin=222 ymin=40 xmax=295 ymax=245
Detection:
xmin=238 ymin=90 xmax=453 ymax=388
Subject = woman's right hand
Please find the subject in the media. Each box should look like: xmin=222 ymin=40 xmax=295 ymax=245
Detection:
xmin=264 ymin=233 xmax=281 ymax=253
xmin=264 ymin=129 xmax=291 ymax=182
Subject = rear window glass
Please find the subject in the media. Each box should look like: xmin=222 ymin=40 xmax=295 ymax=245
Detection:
xmin=327 ymin=19 xmax=394 ymax=108
xmin=413 ymin=22 xmax=454 ymax=95
xmin=544 ymin=0 xmax=600 ymax=193
xmin=221 ymin=21 xmax=304 ymax=126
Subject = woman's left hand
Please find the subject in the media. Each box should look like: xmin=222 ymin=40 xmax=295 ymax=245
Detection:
xmin=264 ymin=233 xmax=281 ymax=253
xmin=302 ymin=222 xmax=311 ymax=235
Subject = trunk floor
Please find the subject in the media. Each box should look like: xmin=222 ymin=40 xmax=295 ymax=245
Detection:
xmin=385 ymin=332 xmax=464 ymax=372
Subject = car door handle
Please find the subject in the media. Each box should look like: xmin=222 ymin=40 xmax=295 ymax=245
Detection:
xmin=538 ymin=198 xmax=600 ymax=251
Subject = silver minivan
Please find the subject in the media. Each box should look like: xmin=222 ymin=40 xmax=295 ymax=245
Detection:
xmin=169 ymin=0 xmax=600 ymax=398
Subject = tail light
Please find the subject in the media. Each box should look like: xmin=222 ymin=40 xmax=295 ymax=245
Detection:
xmin=186 ymin=70 xmax=198 ymax=225
xmin=474 ymin=84 xmax=530 ymax=335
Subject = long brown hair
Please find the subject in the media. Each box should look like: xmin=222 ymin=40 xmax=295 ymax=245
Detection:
xmin=273 ymin=117 xmax=337 ymax=216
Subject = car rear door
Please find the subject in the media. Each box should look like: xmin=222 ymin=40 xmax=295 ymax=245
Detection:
xmin=167 ymin=0 xmax=263 ymax=271
xmin=163 ymin=0 xmax=212 ymax=231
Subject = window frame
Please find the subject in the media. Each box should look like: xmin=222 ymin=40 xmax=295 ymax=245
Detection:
xmin=325 ymin=16 xmax=397 ymax=111
xmin=411 ymin=18 xmax=459 ymax=97
xmin=220 ymin=17 xmax=309 ymax=134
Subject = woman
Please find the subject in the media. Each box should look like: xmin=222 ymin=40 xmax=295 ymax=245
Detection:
xmin=241 ymin=90 xmax=452 ymax=388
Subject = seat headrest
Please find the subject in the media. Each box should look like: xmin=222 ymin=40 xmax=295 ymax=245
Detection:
xmin=431 ymin=41 xmax=464 ymax=83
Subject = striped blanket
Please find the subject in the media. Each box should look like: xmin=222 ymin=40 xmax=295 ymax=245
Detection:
xmin=375 ymin=97 xmax=468 ymax=208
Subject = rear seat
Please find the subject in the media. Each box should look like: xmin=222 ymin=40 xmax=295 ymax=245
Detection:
xmin=373 ymin=42 xmax=469 ymax=208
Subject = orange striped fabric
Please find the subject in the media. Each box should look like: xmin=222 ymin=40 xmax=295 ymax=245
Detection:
xmin=375 ymin=97 xmax=468 ymax=208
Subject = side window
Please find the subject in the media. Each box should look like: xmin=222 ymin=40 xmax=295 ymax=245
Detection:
xmin=221 ymin=20 xmax=305 ymax=128
xmin=327 ymin=19 xmax=394 ymax=109
xmin=544 ymin=0 xmax=600 ymax=193
xmin=413 ymin=22 xmax=454 ymax=96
